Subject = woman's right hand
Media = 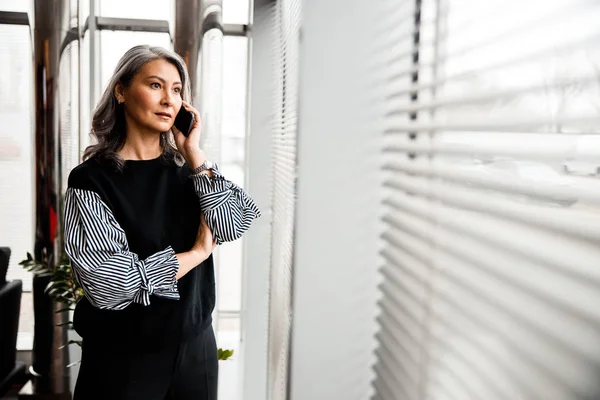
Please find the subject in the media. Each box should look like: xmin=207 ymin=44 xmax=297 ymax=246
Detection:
xmin=172 ymin=101 xmax=206 ymax=170
xmin=192 ymin=213 xmax=217 ymax=260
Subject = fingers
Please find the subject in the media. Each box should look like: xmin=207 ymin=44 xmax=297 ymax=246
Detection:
xmin=181 ymin=100 xmax=197 ymax=113
xmin=182 ymin=101 xmax=202 ymax=128
xmin=181 ymin=101 xmax=199 ymax=118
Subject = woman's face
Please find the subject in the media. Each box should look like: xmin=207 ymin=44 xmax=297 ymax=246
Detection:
xmin=117 ymin=58 xmax=183 ymax=135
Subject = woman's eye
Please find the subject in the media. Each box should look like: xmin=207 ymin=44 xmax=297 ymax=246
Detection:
xmin=150 ymin=82 xmax=161 ymax=89
xmin=174 ymin=87 xmax=182 ymax=94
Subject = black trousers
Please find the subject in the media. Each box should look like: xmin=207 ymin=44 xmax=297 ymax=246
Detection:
xmin=74 ymin=325 xmax=219 ymax=400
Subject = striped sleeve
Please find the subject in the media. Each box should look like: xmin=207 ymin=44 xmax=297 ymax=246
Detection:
xmin=190 ymin=164 xmax=261 ymax=245
xmin=63 ymin=187 xmax=180 ymax=310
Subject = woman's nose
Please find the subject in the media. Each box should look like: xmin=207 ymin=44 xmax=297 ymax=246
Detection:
xmin=162 ymin=90 xmax=175 ymax=106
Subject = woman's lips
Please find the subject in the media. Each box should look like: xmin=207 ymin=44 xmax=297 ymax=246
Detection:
xmin=155 ymin=112 xmax=172 ymax=120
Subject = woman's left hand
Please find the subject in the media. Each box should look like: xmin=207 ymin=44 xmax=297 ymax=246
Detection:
xmin=172 ymin=100 xmax=207 ymax=169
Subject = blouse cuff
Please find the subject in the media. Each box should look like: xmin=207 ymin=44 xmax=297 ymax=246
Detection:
xmin=132 ymin=246 xmax=180 ymax=306
xmin=191 ymin=173 xmax=236 ymax=211
xmin=190 ymin=169 xmax=261 ymax=244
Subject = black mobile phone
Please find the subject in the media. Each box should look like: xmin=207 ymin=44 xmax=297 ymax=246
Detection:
xmin=174 ymin=107 xmax=195 ymax=137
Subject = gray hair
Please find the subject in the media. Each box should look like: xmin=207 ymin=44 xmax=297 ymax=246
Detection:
xmin=82 ymin=45 xmax=190 ymax=169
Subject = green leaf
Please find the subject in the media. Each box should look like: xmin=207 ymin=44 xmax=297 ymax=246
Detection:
xmin=218 ymin=348 xmax=234 ymax=361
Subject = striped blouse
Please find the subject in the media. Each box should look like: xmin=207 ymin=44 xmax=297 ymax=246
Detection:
xmin=64 ymin=163 xmax=260 ymax=311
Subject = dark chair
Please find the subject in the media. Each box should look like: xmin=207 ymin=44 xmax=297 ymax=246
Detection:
xmin=0 ymin=247 xmax=27 ymax=396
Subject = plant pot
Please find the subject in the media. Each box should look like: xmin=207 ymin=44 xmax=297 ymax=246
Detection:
xmin=31 ymin=274 xmax=70 ymax=395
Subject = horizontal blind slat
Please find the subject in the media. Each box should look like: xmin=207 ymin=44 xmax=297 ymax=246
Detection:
xmin=385 ymin=194 xmax=600 ymax=285
xmin=384 ymin=176 xmax=600 ymax=240
xmin=383 ymin=114 xmax=600 ymax=133
xmin=383 ymin=159 xmax=600 ymax=204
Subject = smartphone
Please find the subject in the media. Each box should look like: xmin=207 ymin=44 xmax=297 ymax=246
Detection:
xmin=174 ymin=107 xmax=195 ymax=137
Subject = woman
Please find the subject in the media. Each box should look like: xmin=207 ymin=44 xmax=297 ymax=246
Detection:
xmin=64 ymin=45 xmax=260 ymax=400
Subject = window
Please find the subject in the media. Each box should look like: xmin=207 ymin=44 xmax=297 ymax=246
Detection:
xmin=99 ymin=31 xmax=172 ymax=94
xmin=0 ymin=24 xmax=34 ymax=290
xmin=223 ymin=0 xmax=250 ymax=24
xmin=214 ymin=36 xmax=249 ymax=315
xmin=98 ymin=0 xmax=174 ymax=23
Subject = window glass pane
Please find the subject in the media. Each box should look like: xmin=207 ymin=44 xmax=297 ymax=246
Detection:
xmin=215 ymin=197 xmax=244 ymax=311
xmin=79 ymin=0 xmax=90 ymax=22
xmin=0 ymin=25 xmax=33 ymax=290
xmin=98 ymin=0 xmax=174 ymax=23
xmin=199 ymin=29 xmax=223 ymax=161
xmin=99 ymin=31 xmax=172 ymax=93
xmin=80 ymin=31 xmax=91 ymax=152
xmin=0 ymin=0 xmax=30 ymax=12
xmin=60 ymin=41 xmax=80 ymax=194
xmin=214 ymin=36 xmax=249 ymax=313
xmin=222 ymin=36 xmax=248 ymax=140
xmin=223 ymin=0 xmax=250 ymax=24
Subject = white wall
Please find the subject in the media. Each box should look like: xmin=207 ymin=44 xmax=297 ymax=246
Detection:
xmin=289 ymin=0 xmax=383 ymax=399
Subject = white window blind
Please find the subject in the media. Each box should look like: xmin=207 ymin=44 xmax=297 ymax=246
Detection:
xmin=373 ymin=1 xmax=600 ymax=399
xmin=267 ymin=0 xmax=301 ymax=399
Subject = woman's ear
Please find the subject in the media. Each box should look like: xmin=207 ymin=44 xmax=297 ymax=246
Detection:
xmin=114 ymin=82 xmax=125 ymax=104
